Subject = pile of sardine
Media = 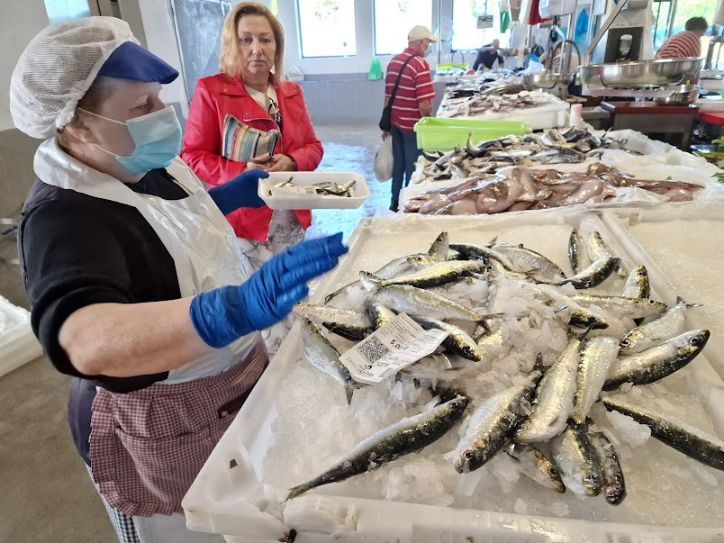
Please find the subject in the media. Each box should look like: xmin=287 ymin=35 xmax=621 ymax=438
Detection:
xmin=286 ymin=231 xmax=722 ymax=503
xmin=405 ymin=163 xmax=703 ymax=215
xmin=269 ymin=176 xmax=356 ymax=198
xmin=438 ymin=90 xmax=552 ymax=118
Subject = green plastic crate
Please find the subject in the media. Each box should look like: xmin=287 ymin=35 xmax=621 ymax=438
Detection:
xmin=414 ymin=117 xmax=531 ymax=151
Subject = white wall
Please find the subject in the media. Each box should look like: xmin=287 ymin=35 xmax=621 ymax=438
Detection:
xmin=0 ymin=0 xmax=49 ymax=131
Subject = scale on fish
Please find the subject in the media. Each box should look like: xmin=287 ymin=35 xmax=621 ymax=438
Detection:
xmin=604 ymin=329 xmax=710 ymax=390
xmin=550 ymin=422 xmax=602 ymax=497
xmin=454 ymin=366 xmax=542 ymax=473
xmin=286 ymin=395 xmax=470 ymax=499
xmin=360 ymin=260 xmax=486 ymax=291
xmin=413 ymin=317 xmax=482 ymax=362
xmin=569 ymin=294 xmax=667 ymax=321
xmin=622 ymin=265 xmax=650 ymax=299
xmin=553 ymin=257 xmax=620 ymax=289
xmin=571 ymin=337 xmax=619 ymax=425
xmin=588 ymin=430 xmax=626 ymax=505
xmin=602 ymin=396 xmax=724 ymax=471
xmin=505 ymin=442 xmax=565 ymax=493
xmin=300 ymin=319 xmax=357 ymax=404
xmin=587 ymin=231 xmax=626 ymax=277
xmin=295 ymin=303 xmax=372 ymax=341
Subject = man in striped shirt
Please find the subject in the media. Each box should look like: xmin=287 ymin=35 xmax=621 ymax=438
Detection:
xmin=656 ymin=17 xmax=708 ymax=59
xmin=383 ymin=25 xmax=437 ymax=211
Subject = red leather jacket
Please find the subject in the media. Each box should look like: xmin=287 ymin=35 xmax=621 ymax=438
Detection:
xmin=181 ymin=73 xmax=322 ymax=242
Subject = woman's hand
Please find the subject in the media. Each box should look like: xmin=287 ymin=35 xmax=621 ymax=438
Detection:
xmin=266 ymin=154 xmax=296 ymax=172
xmin=244 ymin=152 xmax=273 ymax=172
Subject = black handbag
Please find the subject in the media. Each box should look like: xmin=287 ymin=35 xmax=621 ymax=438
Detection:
xmin=379 ymin=54 xmax=417 ymax=132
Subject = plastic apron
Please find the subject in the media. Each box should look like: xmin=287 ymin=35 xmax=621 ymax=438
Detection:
xmin=34 ymin=139 xmax=269 ymax=522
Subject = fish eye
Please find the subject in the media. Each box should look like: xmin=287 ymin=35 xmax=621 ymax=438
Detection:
xmin=620 ymin=338 xmax=630 ymax=346
xmin=648 ymin=299 xmax=656 ymax=305
xmin=463 ymin=449 xmax=476 ymax=461
xmin=689 ymin=336 xmax=702 ymax=346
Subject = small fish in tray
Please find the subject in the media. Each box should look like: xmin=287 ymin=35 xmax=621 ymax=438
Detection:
xmin=270 ymin=176 xmax=356 ymax=198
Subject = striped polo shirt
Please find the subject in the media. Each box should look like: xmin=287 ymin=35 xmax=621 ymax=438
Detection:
xmin=384 ymin=48 xmax=435 ymax=132
xmin=656 ymin=31 xmax=702 ymax=59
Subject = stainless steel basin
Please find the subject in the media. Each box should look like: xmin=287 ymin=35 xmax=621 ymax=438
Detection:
xmin=579 ymin=57 xmax=703 ymax=89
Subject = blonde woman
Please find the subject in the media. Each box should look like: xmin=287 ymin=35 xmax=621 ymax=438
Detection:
xmin=182 ymin=2 xmax=322 ymax=258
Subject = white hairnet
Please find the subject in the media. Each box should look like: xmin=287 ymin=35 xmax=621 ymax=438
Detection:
xmin=10 ymin=16 xmax=138 ymax=139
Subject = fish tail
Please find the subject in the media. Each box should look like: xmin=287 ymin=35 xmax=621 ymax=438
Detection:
xmin=676 ymin=296 xmax=703 ymax=308
xmin=345 ymin=382 xmax=355 ymax=405
xmin=286 ymin=482 xmax=313 ymax=501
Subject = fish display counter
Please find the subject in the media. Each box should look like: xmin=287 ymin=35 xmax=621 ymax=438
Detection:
xmin=183 ymin=209 xmax=724 ymax=543
xmin=401 ymin=128 xmax=724 ymax=215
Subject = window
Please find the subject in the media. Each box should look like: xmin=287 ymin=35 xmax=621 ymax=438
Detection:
xmin=374 ymin=0 xmax=433 ymax=56
xmin=452 ymin=0 xmax=510 ymax=51
xmin=297 ymin=0 xmax=357 ymax=58
xmin=44 ymin=0 xmax=91 ymax=23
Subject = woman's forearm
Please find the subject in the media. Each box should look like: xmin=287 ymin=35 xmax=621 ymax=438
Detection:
xmin=59 ymin=299 xmax=214 ymax=377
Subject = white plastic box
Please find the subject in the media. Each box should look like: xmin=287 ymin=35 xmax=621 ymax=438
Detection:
xmin=0 ymin=295 xmax=42 ymax=378
xmin=183 ymin=211 xmax=724 ymax=542
xmin=436 ymin=94 xmax=570 ymax=130
xmin=258 ymin=172 xmax=369 ymax=210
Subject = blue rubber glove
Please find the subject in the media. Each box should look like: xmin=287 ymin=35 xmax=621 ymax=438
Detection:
xmin=190 ymin=233 xmax=348 ymax=348
xmin=208 ymin=170 xmax=269 ymax=214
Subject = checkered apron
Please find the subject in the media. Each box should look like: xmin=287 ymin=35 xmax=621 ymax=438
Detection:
xmin=34 ymin=141 xmax=269 ymax=518
xmin=89 ymin=339 xmax=268 ymax=517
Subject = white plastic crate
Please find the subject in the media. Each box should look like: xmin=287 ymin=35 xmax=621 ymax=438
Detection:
xmin=437 ymin=94 xmax=569 ymax=130
xmin=0 ymin=295 xmax=42 ymax=378
xmin=183 ymin=212 xmax=724 ymax=542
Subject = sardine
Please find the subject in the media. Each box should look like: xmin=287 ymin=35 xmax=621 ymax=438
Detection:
xmin=619 ymin=297 xmax=702 ymax=355
xmin=414 ymin=317 xmax=481 ymax=362
xmin=364 ymin=299 xmax=396 ymax=330
xmin=588 ymin=431 xmax=626 ymax=505
xmin=294 ymin=303 xmax=372 ymax=341
xmin=622 ymin=265 xmax=650 ymax=299
xmin=554 ymin=257 xmax=619 ymax=289
xmin=360 ymin=261 xmax=485 ymax=290
xmin=373 ymin=284 xmax=487 ymax=323
xmin=516 ymin=338 xmax=580 ymax=443
xmin=587 ymin=231 xmax=626 ymax=277
xmin=568 ymin=229 xmax=587 ymax=275
xmin=454 ymin=370 xmax=542 ymax=472
xmin=572 ymin=337 xmax=619 ymax=425
xmin=427 ymin=231 xmax=450 ymax=261
xmin=449 ymin=243 xmax=519 ymax=272
xmin=488 ymin=243 xmax=567 ymax=282
xmin=505 ymin=442 xmax=565 ymax=493
xmin=550 ymin=423 xmax=602 ymax=496
xmin=287 ymin=395 xmax=470 ymax=499
xmin=604 ymin=329 xmax=710 ymax=390
xmin=602 ymin=396 xmax=724 ymax=470
xmin=569 ymin=294 xmax=667 ymax=320
xmin=300 ymin=319 xmax=356 ymax=404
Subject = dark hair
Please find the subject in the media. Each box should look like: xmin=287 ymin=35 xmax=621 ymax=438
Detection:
xmin=685 ymin=17 xmax=708 ymax=32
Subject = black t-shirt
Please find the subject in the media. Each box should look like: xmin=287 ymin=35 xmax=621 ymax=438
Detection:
xmin=19 ymin=169 xmax=188 ymax=392
xmin=473 ymin=45 xmax=504 ymax=71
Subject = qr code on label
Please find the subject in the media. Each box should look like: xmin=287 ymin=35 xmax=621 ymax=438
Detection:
xmin=357 ymin=336 xmax=390 ymax=367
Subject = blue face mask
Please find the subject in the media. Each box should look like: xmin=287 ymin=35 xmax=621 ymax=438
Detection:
xmin=80 ymin=106 xmax=182 ymax=175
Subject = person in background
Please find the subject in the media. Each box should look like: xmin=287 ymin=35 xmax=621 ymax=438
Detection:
xmin=11 ymin=17 xmax=345 ymax=543
xmin=656 ymin=17 xmax=708 ymax=59
xmin=182 ymin=2 xmax=324 ymax=354
xmin=181 ymin=2 xmax=322 ymax=265
xmin=382 ymin=25 xmax=437 ymax=212
xmin=473 ymin=39 xmax=505 ymax=71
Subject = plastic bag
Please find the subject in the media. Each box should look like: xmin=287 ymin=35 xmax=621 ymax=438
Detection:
xmin=374 ymin=138 xmax=393 ymax=182
xmin=368 ymin=58 xmax=383 ymax=80
xmin=287 ymin=65 xmax=304 ymax=83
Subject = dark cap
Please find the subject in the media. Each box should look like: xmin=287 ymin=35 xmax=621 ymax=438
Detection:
xmin=98 ymin=41 xmax=179 ymax=84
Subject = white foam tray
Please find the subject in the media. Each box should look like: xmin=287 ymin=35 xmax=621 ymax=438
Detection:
xmin=436 ymin=93 xmax=570 ymax=130
xmin=183 ymin=211 xmax=724 ymax=542
xmin=0 ymin=295 xmax=42 ymax=378
xmin=258 ymin=172 xmax=369 ymax=210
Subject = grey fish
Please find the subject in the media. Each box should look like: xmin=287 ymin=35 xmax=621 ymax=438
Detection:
xmin=449 ymin=243 xmax=521 ymax=273
xmin=587 ymin=231 xmax=626 ymax=277
xmin=568 ymin=308 xmax=610 ymax=330
xmin=619 ymin=297 xmax=702 ymax=355
xmin=287 ymin=395 xmax=470 ymax=499
xmin=554 ymin=257 xmax=620 ymax=289
xmin=588 ymin=431 xmax=626 ymax=505
xmin=602 ymin=396 xmax=724 ymax=471
xmin=505 ymin=442 xmax=565 ymax=493
xmin=622 ymin=265 xmax=650 ymax=299
xmin=454 ymin=370 xmax=542 ymax=473
xmin=604 ymin=329 xmax=710 ymax=390
xmin=569 ymin=294 xmax=667 ymax=320
xmin=572 ymin=337 xmax=619 ymax=425
xmin=373 ymin=284 xmax=487 ymax=323
xmin=414 ymin=317 xmax=481 ymax=362
xmin=364 ymin=299 xmax=396 ymax=330
xmin=300 ymin=319 xmax=356 ymax=404
xmin=488 ymin=243 xmax=567 ymax=282
xmin=360 ymin=260 xmax=485 ymax=290
xmin=427 ymin=231 xmax=450 ymax=261
xmin=295 ymin=303 xmax=372 ymax=341
xmin=550 ymin=423 xmax=602 ymax=497
xmin=323 ymin=255 xmax=419 ymax=304
xmin=516 ymin=338 xmax=580 ymax=443
xmin=568 ymin=229 xmax=588 ymax=275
